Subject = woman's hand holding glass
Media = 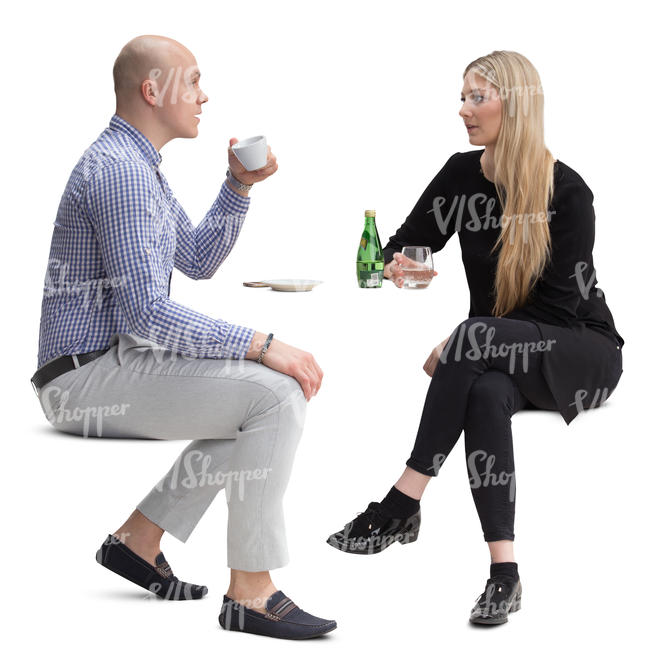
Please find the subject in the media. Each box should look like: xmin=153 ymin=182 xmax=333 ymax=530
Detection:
xmin=384 ymin=251 xmax=438 ymax=288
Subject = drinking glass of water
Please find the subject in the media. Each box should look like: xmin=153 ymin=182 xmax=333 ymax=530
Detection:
xmin=399 ymin=246 xmax=434 ymax=289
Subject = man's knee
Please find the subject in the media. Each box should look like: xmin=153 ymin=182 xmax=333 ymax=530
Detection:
xmin=261 ymin=369 xmax=304 ymax=404
xmin=248 ymin=367 xmax=306 ymax=425
xmin=274 ymin=374 xmax=307 ymax=416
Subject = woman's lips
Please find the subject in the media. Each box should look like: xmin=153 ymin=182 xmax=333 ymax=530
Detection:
xmin=467 ymin=125 xmax=477 ymax=131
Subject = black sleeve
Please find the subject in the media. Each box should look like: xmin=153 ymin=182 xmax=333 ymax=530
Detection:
xmin=383 ymin=152 xmax=461 ymax=265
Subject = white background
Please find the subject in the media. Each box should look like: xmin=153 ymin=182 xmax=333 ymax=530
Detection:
xmin=1 ymin=0 xmax=648 ymax=647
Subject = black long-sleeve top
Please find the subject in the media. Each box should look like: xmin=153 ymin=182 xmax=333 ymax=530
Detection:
xmin=383 ymin=149 xmax=624 ymax=425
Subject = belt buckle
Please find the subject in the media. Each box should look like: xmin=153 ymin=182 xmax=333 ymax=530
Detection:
xmin=30 ymin=377 xmax=39 ymax=397
xmin=71 ymin=354 xmax=81 ymax=369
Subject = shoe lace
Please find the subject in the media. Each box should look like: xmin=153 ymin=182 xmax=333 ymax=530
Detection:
xmin=474 ymin=576 xmax=515 ymax=607
xmin=349 ymin=502 xmax=387 ymax=535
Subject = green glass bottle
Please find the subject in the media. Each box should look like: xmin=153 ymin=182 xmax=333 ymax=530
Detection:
xmin=357 ymin=209 xmax=384 ymax=288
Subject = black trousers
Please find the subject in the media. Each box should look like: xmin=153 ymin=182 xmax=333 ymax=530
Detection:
xmin=406 ymin=316 xmax=559 ymax=542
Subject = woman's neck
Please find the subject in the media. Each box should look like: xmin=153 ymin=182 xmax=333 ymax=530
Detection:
xmin=480 ymin=146 xmax=496 ymax=182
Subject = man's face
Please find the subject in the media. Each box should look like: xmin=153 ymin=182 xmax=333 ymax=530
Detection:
xmin=151 ymin=47 xmax=208 ymax=139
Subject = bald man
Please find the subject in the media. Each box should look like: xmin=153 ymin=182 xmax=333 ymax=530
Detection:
xmin=31 ymin=35 xmax=336 ymax=640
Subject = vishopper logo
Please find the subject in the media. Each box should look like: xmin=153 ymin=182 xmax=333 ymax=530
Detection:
xmin=141 ymin=580 xmax=200 ymax=601
xmin=472 ymin=580 xmax=517 ymax=618
xmin=335 ymin=528 xmax=416 ymax=556
xmin=570 ymin=261 xmax=604 ymax=299
xmin=40 ymin=385 xmax=130 ymax=438
xmin=148 ymin=64 xmax=201 ymax=107
xmin=426 ymin=453 xmax=447 ymax=476
xmin=467 ymin=450 xmax=516 ymax=502
xmin=465 ymin=67 xmax=544 ymax=118
xmin=439 ymin=320 xmax=556 ymax=374
xmin=220 ymin=594 xmax=272 ymax=630
xmin=153 ymin=449 xmax=273 ymax=502
xmin=135 ymin=323 xmax=256 ymax=364
xmin=570 ymin=386 xmax=611 ymax=413
xmin=44 ymin=258 xmax=129 ymax=311
xmin=426 ymin=193 xmax=554 ymax=244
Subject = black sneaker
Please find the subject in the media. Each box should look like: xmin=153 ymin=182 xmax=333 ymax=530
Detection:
xmin=469 ymin=575 xmax=522 ymax=625
xmin=95 ymin=533 xmax=208 ymax=600
xmin=326 ymin=501 xmax=421 ymax=555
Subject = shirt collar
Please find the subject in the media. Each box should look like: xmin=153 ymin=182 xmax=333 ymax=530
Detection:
xmin=109 ymin=113 xmax=162 ymax=168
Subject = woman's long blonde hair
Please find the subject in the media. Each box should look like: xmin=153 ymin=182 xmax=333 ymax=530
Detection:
xmin=462 ymin=51 xmax=555 ymax=317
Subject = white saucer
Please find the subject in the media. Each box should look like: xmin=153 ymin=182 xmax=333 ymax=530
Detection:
xmin=264 ymin=279 xmax=322 ymax=292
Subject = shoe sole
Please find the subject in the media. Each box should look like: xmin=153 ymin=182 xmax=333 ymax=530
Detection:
xmin=326 ymin=512 xmax=421 ymax=555
xmin=326 ymin=527 xmax=419 ymax=555
xmin=96 ymin=546 xmax=207 ymax=600
xmin=469 ymin=594 xmax=521 ymax=625
xmin=219 ymin=620 xmax=337 ymax=640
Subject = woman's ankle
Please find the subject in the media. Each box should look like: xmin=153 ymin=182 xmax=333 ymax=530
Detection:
xmin=395 ymin=466 xmax=432 ymax=500
xmin=487 ymin=539 xmax=515 ymax=563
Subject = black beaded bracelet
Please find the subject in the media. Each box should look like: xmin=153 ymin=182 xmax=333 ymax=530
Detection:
xmin=257 ymin=333 xmax=274 ymax=364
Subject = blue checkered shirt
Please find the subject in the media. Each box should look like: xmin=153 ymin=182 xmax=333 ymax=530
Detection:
xmin=37 ymin=114 xmax=255 ymax=368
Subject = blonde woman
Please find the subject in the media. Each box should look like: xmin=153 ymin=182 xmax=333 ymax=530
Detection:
xmin=327 ymin=51 xmax=624 ymax=625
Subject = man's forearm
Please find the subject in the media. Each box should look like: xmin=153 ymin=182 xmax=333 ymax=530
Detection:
xmin=244 ymin=331 xmax=268 ymax=361
xmin=173 ymin=180 xmax=250 ymax=279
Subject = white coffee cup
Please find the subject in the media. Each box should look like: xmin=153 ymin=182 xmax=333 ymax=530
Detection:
xmin=232 ymin=135 xmax=268 ymax=171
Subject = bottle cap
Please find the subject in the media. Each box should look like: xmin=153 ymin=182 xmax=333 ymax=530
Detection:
xmin=364 ymin=210 xmax=376 ymax=218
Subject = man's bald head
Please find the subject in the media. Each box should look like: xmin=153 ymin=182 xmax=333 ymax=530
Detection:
xmin=113 ymin=35 xmax=196 ymax=106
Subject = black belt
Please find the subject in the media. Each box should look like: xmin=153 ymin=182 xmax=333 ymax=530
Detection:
xmin=30 ymin=348 xmax=110 ymax=391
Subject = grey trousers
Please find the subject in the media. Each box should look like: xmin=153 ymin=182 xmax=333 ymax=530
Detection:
xmin=35 ymin=333 xmax=307 ymax=571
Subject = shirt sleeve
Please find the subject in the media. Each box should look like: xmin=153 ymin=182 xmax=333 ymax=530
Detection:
xmin=383 ymin=152 xmax=461 ymax=265
xmin=172 ymin=180 xmax=250 ymax=280
xmin=85 ymin=161 xmax=255 ymax=359
xmin=512 ymin=181 xmax=596 ymax=326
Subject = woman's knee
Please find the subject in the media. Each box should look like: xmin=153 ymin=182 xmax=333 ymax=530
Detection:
xmin=466 ymin=371 xmax=518 ymax=416
xmin=443 ymin=317 xmax=502 ymax=364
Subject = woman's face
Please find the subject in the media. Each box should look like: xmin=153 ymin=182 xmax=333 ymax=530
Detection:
xmin=459 ymin=72 xmax=502 ymax=146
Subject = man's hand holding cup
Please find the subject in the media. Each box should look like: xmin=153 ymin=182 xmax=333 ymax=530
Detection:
xmin=227 ymin=135 xmax=278 ymax=192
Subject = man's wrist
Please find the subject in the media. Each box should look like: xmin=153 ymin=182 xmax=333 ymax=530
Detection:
xmin=226 ymin=179 xmax=250 ymax=197
xmin=226 ymin=168 xmax=252 ymax=197
xmin=245 ymin=331 xmax=268 ymax=360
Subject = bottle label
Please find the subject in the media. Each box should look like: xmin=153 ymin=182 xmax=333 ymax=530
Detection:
xmin=366 ymin=272 xmax=380 ymax=287
xmin=357 ymin=263 xmax=383 ymax=288
xmin=359 ymin=237 xmax=368 ymax=250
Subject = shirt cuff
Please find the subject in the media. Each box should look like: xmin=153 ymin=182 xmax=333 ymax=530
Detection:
xmin=219 ymin=322 xmax=256 ymax=359
xmin=219 ymin=178 xmax=251 ymax=217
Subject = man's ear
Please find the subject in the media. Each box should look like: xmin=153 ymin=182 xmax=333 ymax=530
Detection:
xmin=141 ymin=79 xmax=158 ymax=107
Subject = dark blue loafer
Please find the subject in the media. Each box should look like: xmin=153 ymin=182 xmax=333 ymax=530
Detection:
xmin=95 ymin=533 xmax=208 ymax=600
xmin=218 ymin=589 xmax=337 ymax=639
